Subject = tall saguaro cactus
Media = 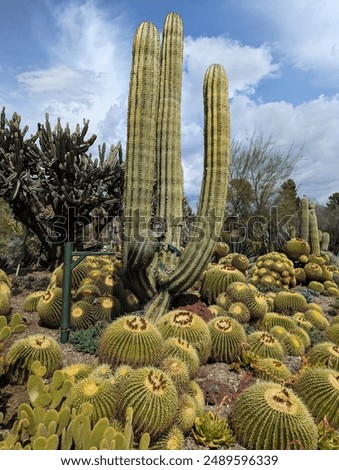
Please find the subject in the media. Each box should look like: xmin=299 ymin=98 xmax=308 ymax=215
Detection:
xmin=122 ymin=13 xmax=230 ymax=321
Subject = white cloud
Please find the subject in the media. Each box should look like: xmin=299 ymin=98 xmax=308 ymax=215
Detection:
xmin=11 ymin=0 xmax=131 ymax=146
xmin=182 ymin=35 xmax=278 ymax=123
xmin=245 ymin=0 xmax=339 ymax=78
xmin=230 ymin=93 xmax=339 ymax=203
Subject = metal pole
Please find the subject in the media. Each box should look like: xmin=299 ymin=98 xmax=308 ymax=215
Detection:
xmin=60 ymin=242 xmax=73 ymax=343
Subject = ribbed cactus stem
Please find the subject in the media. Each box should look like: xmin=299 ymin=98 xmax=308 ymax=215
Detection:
xmin=123 ymin=22 xmax=160 ymax=265
xmin=167 ymin=64 xmax=230 ymax=293
xmin=300 ymin=196 xmax=309 ymax=242
xmin=156 ymin=13 xmax=184 ymax=268
xmin=309 ymin=208 xmax=320 ymax=256
xmin=289 ymin=225 xmax=296 ymax=239
xmin=321 ymin=232 xmax=330 ymax=251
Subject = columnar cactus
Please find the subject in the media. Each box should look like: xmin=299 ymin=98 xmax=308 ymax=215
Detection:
xmin=320 ymin=232 xmax=330 ymax=251
xmin=300 ymin=196 xmax=309 ymax=242
xmin=122 ymin=13 xmax=230 ymax=321
xmin=309 ymin=207 xmax=320 ymax=256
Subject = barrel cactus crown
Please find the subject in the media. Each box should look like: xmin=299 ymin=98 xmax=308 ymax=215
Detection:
xmin=304 ymin=309 xmax=329 ymax=331
xmin=243 ymin=291 xmax=268 ymax=320
xmin=62 ymin=363 xmax=94 ymax=382
xmin=156 ymin=309 xmax=211 ymax=363
xmin=226 ymin=302 xmax=250 ymax=324
xmin=36 ymin=288 xmax=63 ymax=328
xmin=252 ymin=357 xmax=292 ymax=383
xmin=163 ymin=337 xmax=200 ymax=378
xmin=232 ymin=381 xmax=318 ymax=449
xmin=160 ymin=356 xmax=190 ymax=390
xmin=284 ymin=238 xmax=311 ymax=261
xmin=117 ymin=366 xmax=178 ymax=437
xmin=247 ymin=331 xmax=285 ymax=360
xmin=281 ymin=332 xmax=306 ymax=356
xmin=229 ymin=254 xmax=249 ymax=273
xmin=70 ymin=301 xmax=95 ymax=331
xmin=293 ymin=312 xmax=314 ymax=331
xmin=23 ymin=291 xmax=45 ymax=313
xmin=6 ymin=334 xmax=62 ymax=380
xmin=70 ymin=376 xmax=117 ymax=422
xmin=304 ymin=262 xmax=322 ymax=282
xmin=259 ymin=312 xmax=296 ymax=332
xmin=151 ymin=426 xmax=185 ymax=450
xmin=208 ymin=316 xmax=246 ymax=363
xmin=97 ymin=315 xmax=164 ymax=367
xmin=200 ymin=265 xmax=246 ymax=304
xmin=273 ymin=291 xmax=308 ymax=315
xmin=214 ymin=241 xmax=230 ymax=258
xmin=294 ymin=366 xmax=339 ymax=428
xmin=225 ymin=281 xmax=251 ymax=302
xmin=309 ymin=342 xmax=339 ymax=371
xmin=92 ymin=296 xmax=114 ymax=322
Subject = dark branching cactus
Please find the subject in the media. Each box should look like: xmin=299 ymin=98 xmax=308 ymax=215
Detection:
xmin=122 ymin=12 xmax=230 ymax=321
xmin=0 ymin=108 xmax=123 ymax=266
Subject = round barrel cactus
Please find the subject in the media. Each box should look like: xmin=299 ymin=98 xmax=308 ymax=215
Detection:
xmin=247 ymin=331 xmax=285 ymax=360
xmin=97 ymin=315 xmax=164 ymax=367
xmin=233 ymin=381 xmax=318 ymax=449
xmin=6 ymin=334 xmax=62 ymax=380
xmin=208 ymin=316 xmax=246 ymax=363
xmin=157 ymin=309 xmax=211 ymax=363
xmin=71 ymin=376 xmax=117 ymax=422
xmin=36 ymin=288 xmax=63 ymax=328
xmin=163 ymin=337 xmax=200 ymax=378
xmin=117 ymin=366 xmax=178 ymax=437
xmin=309 ymin=342 xmax=339 ymax=371
xmin=294 ymin=366 xmax=339 ymax=428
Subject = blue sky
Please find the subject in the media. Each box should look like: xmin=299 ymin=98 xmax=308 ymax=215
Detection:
xmin=1 ymin=0 xmax=339 ymax=206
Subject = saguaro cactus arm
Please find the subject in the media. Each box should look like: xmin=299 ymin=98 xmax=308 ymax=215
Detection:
xmin=167 ymin=64 xmax=230 ymax=294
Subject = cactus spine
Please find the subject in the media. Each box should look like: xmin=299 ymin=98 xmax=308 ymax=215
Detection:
xmin=122 ymin=13 xmax=230 ymax=321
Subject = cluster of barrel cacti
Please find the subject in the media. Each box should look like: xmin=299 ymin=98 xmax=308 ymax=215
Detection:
xmin=248 ymin=252 xmax=297 ymax=290
xmin=0 ymin=338 xmax=204 ymax=450
xmin=282 ymin=197 xmax=339 ymax=296
xmin=283 ymin=239 xmax=339 ymax=295
xmin=23 ymin=255 xmax=139 ymax=330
